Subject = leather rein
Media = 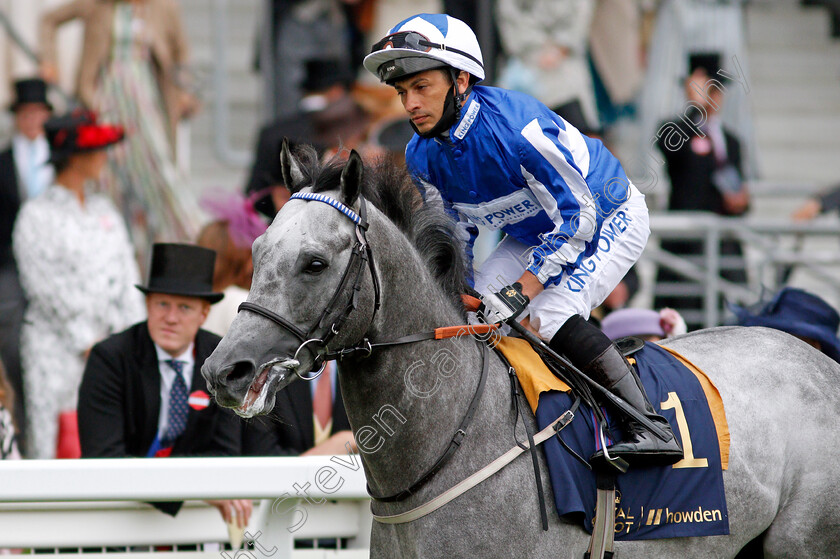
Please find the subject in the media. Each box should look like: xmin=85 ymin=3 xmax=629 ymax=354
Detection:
xmin=236 ymin=191 xmax=497 ymax=502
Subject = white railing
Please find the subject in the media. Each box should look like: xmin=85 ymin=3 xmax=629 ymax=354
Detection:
xmin=0 ymin=457 xmax=372 ymax=557
xmin=647 ymin=211 xmax=840 ymax=327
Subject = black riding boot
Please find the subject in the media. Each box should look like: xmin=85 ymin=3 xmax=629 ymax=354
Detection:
xmin=550 ymin=315 xmax=684 ymax=466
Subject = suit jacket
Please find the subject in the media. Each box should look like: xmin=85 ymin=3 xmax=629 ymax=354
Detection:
xmin=39 ymin=0 xmax=190 ymax=139
xmin=657 ymin=113 xmax=746 ymax=216
xmin=78 ymin=321 xmax=241 ymax=514
xmin=241 ymin=368 xmax=350 ymax=456
xmin=0 ymin=148 xmax=20 ymax=270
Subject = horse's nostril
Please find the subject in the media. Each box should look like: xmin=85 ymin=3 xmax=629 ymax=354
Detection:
xmin=226 ymin=360 xmax=256 ymax=387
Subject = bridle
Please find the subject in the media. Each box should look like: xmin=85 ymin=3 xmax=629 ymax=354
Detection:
xmin=238 ymin=191 xmax=381 ymax=380
xmin=236 ymin=190 xmax=501 ymax=505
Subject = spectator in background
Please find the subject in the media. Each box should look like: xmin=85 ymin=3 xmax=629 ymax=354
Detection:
xmin=245 ymin=59 xmax=371 ymax=206
xmin=496 ymin=0 xmax=599 ymax=131
xmin=78 ymin=243 xmax=251 ymax=527
xmin=0 ymin=360 xmax=21 ymax=460
xmin=264 ymin=1 xmax=355 ymax=120
xmin=0 ymin=78 xmax=54 ymax=451
xmin=13 ymin=111 xmax=144 ymax=459
xmin=637 ymin=0 xmax=757 ymax=181
xmin=731 ymin=287 xmax=840 ymax=364
xmin=792 ymin=182 xmax=840 ymax=221
xmin=587 ymin=0 xmax=646 ymax=129
xmin=654 ymin=52 xmax=749 ymax=330
xmin=197 ymin=191 xmax=268 ymax=336
xmin=590 ymin=266 xmax=640 ymax=325
xmin=40 ymin=0 xmax=202 ymax=259
xmin=601 ymin=307 xmax=688 ymax=342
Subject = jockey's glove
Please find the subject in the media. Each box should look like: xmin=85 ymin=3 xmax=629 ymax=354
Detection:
xmin=478 ymin=282 xmax=530 ymax=324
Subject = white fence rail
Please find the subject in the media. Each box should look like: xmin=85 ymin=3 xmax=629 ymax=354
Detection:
xmin=0 ymin=457 xmax=372 ymax=557
xmin=647 ymin=212 xmax=840 ymax=327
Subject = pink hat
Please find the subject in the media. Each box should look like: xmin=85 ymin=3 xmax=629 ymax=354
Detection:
xmin=601 ymin=308 xmax=666 ymax=341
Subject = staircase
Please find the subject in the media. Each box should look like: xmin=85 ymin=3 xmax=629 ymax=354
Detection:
xmin=179 ymin=0 xmax=264 ymax=196
xmin=747 ymin=0 xmax=840 ymax=189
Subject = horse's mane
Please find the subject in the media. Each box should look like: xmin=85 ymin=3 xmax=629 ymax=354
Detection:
xmin=291 ymin=146 xmax=469 ymax=314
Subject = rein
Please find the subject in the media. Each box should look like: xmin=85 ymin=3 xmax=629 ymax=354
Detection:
xmin=237 ymin=191 xmax=499 ymax=503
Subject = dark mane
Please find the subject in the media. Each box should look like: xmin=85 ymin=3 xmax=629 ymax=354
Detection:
xmin=290 ymin=146 xmax=469 ymax=313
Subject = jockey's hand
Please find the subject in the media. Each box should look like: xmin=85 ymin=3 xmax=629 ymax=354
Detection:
xmin=478 ymin=282 xmax=530 ymax=324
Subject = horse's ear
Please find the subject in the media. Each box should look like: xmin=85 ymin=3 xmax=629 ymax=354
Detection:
xmin=279 ymin=138 xmax=305 ymax=193
xmin=340 ymin=149 xmax=364 ymax=206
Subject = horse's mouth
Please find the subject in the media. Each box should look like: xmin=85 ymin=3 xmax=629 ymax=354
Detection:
xmin=236 ymin=359 xmax=296 ymax=418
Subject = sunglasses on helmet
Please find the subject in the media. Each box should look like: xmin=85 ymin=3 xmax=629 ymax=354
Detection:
xmin=371 ymin=31 xmax=483 ymax=68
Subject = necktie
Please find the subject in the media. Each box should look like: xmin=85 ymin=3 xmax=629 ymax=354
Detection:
xmin=313 ymin=366 xmax=332 ymax=431
xmin=163 ymin=360 xmax=188 ymax=446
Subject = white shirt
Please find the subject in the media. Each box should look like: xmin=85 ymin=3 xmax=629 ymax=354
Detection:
xmin=154 ymin=342 xmax=195 ymax=439
xmin=12 ymin=133 xmax=53 ymax=200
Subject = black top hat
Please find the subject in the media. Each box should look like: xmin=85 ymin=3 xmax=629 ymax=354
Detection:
xmin=687 ymin=52 xmax=730 ymax=83
xmin=45 ymin=110 xmax=124 ymax=164
xmin=9 ymin=78 xmax=52 ymax=112
xmin=302 ymin=59 xmax=354 ymax=93
xmin=135 ymin=243 xmax=224 ymax=303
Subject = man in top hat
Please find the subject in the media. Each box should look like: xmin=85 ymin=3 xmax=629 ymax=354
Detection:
xmin=732 ymin=287 xmax=840 ymax=364
xmin=245 ymin=59 xmax=370 ymax=218
xmin=77 ymin=243 xmax=251 ymax=528
xmin=0 ymin=78 xmax=54 ymax=450
xmin=653 ymin=52 xmax=750 ymax=330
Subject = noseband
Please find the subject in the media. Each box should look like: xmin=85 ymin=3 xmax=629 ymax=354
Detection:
xmin=238 ymin=192 xmax=381 ymax=379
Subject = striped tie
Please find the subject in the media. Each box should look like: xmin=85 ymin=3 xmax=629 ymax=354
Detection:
xmin=162 ymin=360 xmax=188 ymax=446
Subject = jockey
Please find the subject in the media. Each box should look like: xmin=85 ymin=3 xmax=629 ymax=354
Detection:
xmin=364 ymin=13 xmax=683 ymax=465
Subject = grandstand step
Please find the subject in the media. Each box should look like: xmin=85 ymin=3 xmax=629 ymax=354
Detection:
xmin=749 ymin=47 xmax=840 ymax=84
xmin=747 ymin=2 xmax=835 ymax=47
xmin=758 ymin=146 xmax=840 ymax=183
xmin=751 ymin=82 xmax=840 ymax=112
xmin=755 ymin=113 xmax=840 ymax=148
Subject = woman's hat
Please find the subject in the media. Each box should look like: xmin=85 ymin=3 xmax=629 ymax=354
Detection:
xmin=136 ymin=243 xmax=224 ymax=303
xmin=731 ymin=287 xmax=840 ymax=363
xmin=601 ymin=308 xmax=666 ymax=341
xmin=45 ymin=111 xmax=124 ymax=163
xmin=9 ymin=78 xmax=53 ymax=112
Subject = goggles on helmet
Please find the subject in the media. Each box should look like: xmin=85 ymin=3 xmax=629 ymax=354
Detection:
xmin=370 ymin=31 xmax=483 ymax=68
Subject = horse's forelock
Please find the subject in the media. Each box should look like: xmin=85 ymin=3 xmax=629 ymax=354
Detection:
xmin=296 ymin=149 xmax=469 ymax=314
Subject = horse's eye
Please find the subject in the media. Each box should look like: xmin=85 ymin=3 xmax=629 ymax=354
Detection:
xmin=304 ymin=259 xmax=328 ymax=275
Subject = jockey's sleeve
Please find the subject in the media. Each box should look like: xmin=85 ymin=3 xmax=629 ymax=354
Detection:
xmin=517 ymin=117 xmax=598 ymax=287
xmin=412 ymin=175 xmax=479 ymax=286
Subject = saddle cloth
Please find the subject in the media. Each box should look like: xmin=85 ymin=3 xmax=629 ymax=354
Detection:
xmin=495 ymin=337 xmax=731 ymax=540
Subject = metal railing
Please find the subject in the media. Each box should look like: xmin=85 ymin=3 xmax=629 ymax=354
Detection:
xmin=646 ymin=211 xmax=840 ymax=328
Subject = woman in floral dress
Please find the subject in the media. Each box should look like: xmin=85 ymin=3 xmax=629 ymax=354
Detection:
xmin=13 ymin=112 xmax=145 ymax=459
xmin=40 ymin=0 xmax=201 ymax=259
xmin=0 ymin=360 xmax=20 ymax=460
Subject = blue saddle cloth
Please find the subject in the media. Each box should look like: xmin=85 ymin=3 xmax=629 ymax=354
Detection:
xmin=534 ymin=342 xmax=729 ymax=540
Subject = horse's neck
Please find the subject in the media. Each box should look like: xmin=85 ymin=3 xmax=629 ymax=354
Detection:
xmin=340 ymin=333 xmax=490 ymax=496
xmin=339 ymin=224 xmax=494 ymax=497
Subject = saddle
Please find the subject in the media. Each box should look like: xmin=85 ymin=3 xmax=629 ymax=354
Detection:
xmin=494 ymin=335 xmax=731 ymax=556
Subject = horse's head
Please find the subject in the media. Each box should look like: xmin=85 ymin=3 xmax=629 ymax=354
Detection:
xmin=201 ymin=142 xmax=378 ymax=417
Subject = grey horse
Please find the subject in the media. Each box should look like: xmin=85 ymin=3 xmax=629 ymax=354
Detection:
xmin=202 ymin=146 xmax=840 ymax=558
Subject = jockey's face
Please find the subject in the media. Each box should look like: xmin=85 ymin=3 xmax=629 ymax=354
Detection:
xmin=393 ymin=69 xmax=469 ymax=134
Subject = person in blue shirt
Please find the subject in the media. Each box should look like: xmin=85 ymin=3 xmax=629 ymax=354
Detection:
xmin=364 ymin=13 xmax=682 ymax=465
